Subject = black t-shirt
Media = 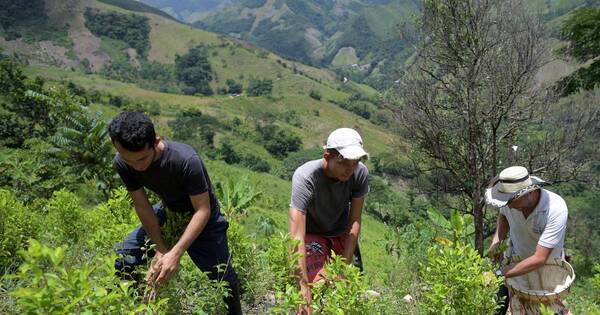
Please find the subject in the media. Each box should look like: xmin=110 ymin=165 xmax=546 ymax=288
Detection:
xmin=114 ymin=140 xmax=226 ymax=231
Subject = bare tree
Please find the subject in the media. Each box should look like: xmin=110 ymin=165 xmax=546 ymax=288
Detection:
xmin=391 ymin=0 xmax=549 ymax=253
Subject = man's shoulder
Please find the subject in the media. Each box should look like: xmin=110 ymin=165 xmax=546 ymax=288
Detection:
xmin=542 ymin=189 xmax=568 ymax=214
xmin=293 ymin=159 xmax=322 ymax=179
xmin=165 ymin=140 xmax=200 ymax=163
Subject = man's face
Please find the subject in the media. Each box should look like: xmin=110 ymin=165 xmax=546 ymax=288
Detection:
xmin=326 ymin=154 xmax=360 ymax=182
xmin=507 ymin=191 xmax=534 ymax=211
xmin=114 ymin=141 xmax=156 ymax=172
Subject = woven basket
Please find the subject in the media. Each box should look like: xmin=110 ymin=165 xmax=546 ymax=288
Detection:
xmin=505 ymin=258 xmax=575 ymax=304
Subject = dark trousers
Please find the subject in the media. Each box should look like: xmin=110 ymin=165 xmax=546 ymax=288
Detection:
xmin=114 ymin=203 xmax=242 ymax=315
xmin=495 ymin=284 xmax=509 ymax=315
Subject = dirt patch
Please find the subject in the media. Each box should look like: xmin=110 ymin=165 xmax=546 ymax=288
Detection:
xmin=67 ymin=0 xmax=111 ymax=71
xmin=0 ymin=37 xmax=77 ymax=68
xmin=125 ymin=48 xmax=140 ymax=69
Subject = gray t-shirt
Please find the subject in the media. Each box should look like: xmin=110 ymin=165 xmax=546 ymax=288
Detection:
xmin=290 ymin=159 xmax=369 ymax=237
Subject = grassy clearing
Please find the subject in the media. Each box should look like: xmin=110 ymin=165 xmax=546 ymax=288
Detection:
xmin=331 ymin=47 xmax=360 ymax=67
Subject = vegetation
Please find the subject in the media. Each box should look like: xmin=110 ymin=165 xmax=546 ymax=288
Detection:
xmin=175 ymin=45 xmax=214 ymax=96
xmin=557 ymin=7 xmax=600 ymax=96
xmin=247 ymin=77 xmax=273 ymax=97
xmin=84 ymin=8 xmax=151 ymax=58
xmin=1 ymin=0 xmax=600 ymax=312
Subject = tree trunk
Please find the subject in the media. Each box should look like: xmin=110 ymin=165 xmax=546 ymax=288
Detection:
xmin=473 ymin=195 xmax=484 ymax=255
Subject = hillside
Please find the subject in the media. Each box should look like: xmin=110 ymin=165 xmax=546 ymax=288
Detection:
xmin=191 ymin=0 xmax=419 ymax=90
xmin=1 ymin=0 xmax=398 ymax=163
xmin=136 ymin=0 xmax=599 ymax=90
xmin=2 ymin=0 xmax=600 ymax=314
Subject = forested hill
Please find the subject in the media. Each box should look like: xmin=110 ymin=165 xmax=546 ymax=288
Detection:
xmin=1 ymin=0 xmax=600 ymax=314
xmin=141 ymin=0 xmax=600 ymax=90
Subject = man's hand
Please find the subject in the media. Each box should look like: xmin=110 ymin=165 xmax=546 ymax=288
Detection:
xmin=487 ymin=242 xmax=503 ymax=263
xmin=151 ymin=250 xmax=182 ymax=286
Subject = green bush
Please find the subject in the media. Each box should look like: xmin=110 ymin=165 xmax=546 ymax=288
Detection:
xmin=0 ymin=190 xmax=39 ymax=269
xmin=418 ymin=242 xmax=501 ymax=314
xmin=247 ymin=77 xmax=273 ymax=96
xmin=309 ymin=90 xmax=322 ymax=100
xmin=215 ymin=177 xmax=261 ymax=220
xmin=227 ymin=220 xmax=263 ymax=304
xmin=43 ymin=190 xmax=88 ymax=245
xmin=9 ymin=239 xmax=165 ymax=314
xmin=158 ymin=256 xmax=230 ymax=314
xmin=310 ymin=254 xmax=379 ymax=314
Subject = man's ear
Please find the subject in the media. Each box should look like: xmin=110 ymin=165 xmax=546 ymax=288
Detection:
xmin=154 ymin=137 xmax=161 ymax=147
xmin=323 ymin=151 xmax=332 ymax=161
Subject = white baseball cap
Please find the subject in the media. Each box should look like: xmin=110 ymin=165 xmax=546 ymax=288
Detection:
xmin=323 ymin=128 xmax=369 ymax=160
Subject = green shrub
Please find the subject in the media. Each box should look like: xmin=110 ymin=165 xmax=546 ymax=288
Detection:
xmin=215 ymin=177 xmax=262 ymax=219
xmin=309 ymin=90 xmax=322 ymax=100
xmin=310 ymin=254 xmax=379 ymax=314
xmin=9 ymin=239 xmax=165 ymax=314
xmin=418 ymin=242 xmax=501 ymax=314
xmin=247 ymin=77 xmax=273 ymax=96
xmin=42 ymin=190 xmax=88 ymax=246
xmin=227 ymin=220 xmax=263 ymax=303
xmin=240 ymin=153 xmax=271 ymax=173
xmin=226 ymin=79 xmax=243 ymax=94
xmin=159 ymin=256 xmax=230 ymax=314
xmin=0 ymin=190 xmax=39 ymax=269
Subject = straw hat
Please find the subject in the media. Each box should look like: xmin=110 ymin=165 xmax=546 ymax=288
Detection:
xmin=485 ymin=166 xmax=548 ymax=208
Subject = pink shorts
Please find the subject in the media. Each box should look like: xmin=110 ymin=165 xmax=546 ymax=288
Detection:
xmin=304 ymin=234 xmax=347 ymax=282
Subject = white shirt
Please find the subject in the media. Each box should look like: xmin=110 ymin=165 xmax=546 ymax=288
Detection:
xmin=500 ymin=189 xmax=568 ymax=260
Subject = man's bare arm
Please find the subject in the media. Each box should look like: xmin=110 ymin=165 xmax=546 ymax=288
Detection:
xmin=154 ymin=191 xmax=211 ymax=285
xmin=488 ymin=214 xmax=509 ymax=261
xmin=342 ymin=197 xmax=364 ymax=263
xmin=502 ymin=245 xmax=553 ymax=278
xmin=129 ymin=188 xmax=168 ymax=254
xmin=289 ymin=208 xmax=312 ymax=307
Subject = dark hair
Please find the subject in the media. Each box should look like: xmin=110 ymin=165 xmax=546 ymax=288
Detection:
xmin=326 ymin=148 xmax=340 ymax=156
xmin=108 ymin=112 xmax=156 ymax=151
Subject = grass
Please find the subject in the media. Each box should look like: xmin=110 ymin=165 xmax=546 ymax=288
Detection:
xmin=331 ymin=47 xmax=360 ymax=67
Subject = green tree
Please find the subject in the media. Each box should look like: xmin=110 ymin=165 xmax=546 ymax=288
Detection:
xmin=175 ymin=45 xmax=214 ymax=96
xmin=46 ymin=105 xmax=116 ymax=199
xmin=247 ymin=77 xmax=273 ymax=96
xmin=225 ymin=79 xmax=243 ymax=94
xmin=558 ymin=7 xmax=600 ymax=96
xmin=393 ymin=0 xmax=547 ymax=253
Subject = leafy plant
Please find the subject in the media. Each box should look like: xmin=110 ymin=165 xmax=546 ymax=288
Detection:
xmin=214 ymin=177 xmax=262 ymax=219
xmin=8 ymin=239 xmax=165 ymax=314
xmin=310 ymin=253 xmax=379 ymax=314
xmin=418 ymin=242 xmax=501 ymax=314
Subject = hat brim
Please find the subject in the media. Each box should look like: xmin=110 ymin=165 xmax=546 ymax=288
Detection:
xmin=338 ymin=145 xmax=369 ymax=160
xmin=485 ymin=176 xmax=547 ymax=207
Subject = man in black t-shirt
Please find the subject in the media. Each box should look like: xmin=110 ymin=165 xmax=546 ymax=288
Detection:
xmin=109 ymin=112 xmax=241 ymax=314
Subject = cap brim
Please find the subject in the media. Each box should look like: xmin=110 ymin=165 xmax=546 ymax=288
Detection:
xmin=338 ymin=145 xmax=369 ymax=160
xmin=485 ymin=176 xmax=548 ymax=208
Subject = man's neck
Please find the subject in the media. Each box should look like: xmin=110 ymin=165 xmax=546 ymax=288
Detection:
xmin=153 ymin=140 xmax=165 ymax=162
xmin=522 ymin=190 xmax=541 ymax=218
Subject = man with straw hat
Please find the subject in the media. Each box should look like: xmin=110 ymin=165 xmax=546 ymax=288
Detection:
xmin=288 ymin=128 xmax=370 ymax=315
xmin=486 ymin=166 xmax=571 ymax=314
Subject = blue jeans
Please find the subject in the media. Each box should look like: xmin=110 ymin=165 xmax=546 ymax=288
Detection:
xmin=114 ymin=203 xmax=238 ymax=284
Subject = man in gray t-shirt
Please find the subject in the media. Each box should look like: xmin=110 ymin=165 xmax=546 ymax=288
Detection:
xmin=288 ymin=128 xmax=369 ymax=314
